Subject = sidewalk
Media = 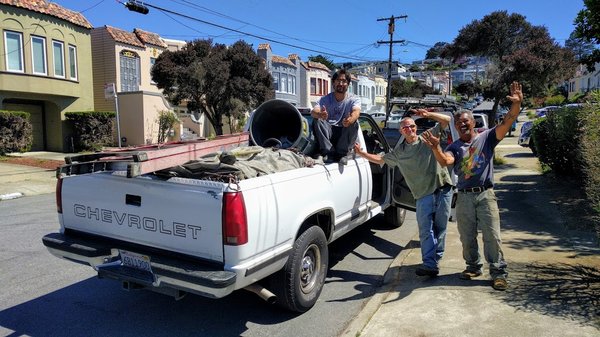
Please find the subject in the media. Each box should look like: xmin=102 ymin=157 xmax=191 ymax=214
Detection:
xmin=0 ymin=152 xmax=65 ymax=200
xmin=343 ymin=136 xmax=600 ymax=336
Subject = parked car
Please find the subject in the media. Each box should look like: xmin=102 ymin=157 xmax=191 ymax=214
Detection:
xmin=472 ymin=112 xmax=489 ymax=133
xmin=535 ymin=106 xmax=559 ymax=117
xmin=368 ymin=111 xmax=387 ymax=127
xmin=518 ymin=120 xmax=536 ymax=155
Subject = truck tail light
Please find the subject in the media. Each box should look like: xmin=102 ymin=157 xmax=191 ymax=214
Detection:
xmin=222 ymin=192 xmax=248 ymax=245
xmin=56 ymin=177 xmax=63 ymax=214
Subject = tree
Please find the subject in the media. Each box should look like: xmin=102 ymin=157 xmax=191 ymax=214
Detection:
xmin=308 ymin=54 xmax=334 ymax=71
xmin=565 ymin=32 xmax=596 ymax=62
xmin=390 ymin=79 xmax=438 ymax=98
xmin=573 ymin=0 xmax=600 ymax=71
xmin=151 ymin=39 xmax=273 ymax=135
xmin=408 ymin=64 xmax=422 ymax=72
xmin=455 ymin=82 xmax=481 ymax=99
xmin=425 ymin=42 xmax=449 ymax=60
xmin=443 ymin=11 xmax=577 ymax=124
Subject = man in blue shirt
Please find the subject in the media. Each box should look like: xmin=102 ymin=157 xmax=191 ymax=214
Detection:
xmin=423 ymin=81 xmax=523 ymax=291
xmin=311 ymin=69 xmax=361 ymax=165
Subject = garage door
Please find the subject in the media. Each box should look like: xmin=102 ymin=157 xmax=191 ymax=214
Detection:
xmin=3 ymin=102 xmax=44 ymax=151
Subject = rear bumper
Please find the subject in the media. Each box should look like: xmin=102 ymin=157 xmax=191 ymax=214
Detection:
xmin=518 ymin=136 xmax=530 ymax=147
xmin=42 ymin=232 xmax=236 ymax=298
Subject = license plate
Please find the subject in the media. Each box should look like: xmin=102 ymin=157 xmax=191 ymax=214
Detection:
xmin=120 ymin=250 xmax=152 ymax=273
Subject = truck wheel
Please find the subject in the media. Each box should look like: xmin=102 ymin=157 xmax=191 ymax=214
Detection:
xmin=270 ymin=226 xmax=328 ymax=312
xmin=384 ymin=206 xmax=406 ymax=228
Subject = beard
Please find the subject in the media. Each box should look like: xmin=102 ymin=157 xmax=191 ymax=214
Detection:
xmin=335 ymin=85 xmax=347 ymax=94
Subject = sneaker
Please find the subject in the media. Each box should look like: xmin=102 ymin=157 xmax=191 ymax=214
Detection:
xmin=415 ymin=266 xmax=439 ymax=277
xmin=492 ymin=278 xmax=508 ymax=291
xmin=459 ymin=269 xmax=483 ymax=280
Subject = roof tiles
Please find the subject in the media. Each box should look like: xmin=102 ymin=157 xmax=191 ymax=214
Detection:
xmin=134 ymin=28 xmax=168 ymax=48
xmin=105 ymin=26 xmax=145 ymax=48
xmin=0 ymin=0 xmax=92 ymax=28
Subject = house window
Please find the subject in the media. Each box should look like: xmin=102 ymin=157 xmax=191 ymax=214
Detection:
xmin=150 ymin=57 xmax=156 ymax=84
xmin=291 ymin=76 xmax=296 ymax=94
xmin=4 ymin=31 xmax=24 ymax=72
xmin=52 ymin=40 xmax=65 ymax=78
xmin=68 ymin=45 xmax=77 ymax=80
xmin=273 ymin=72 xmax=279 ymax=91
xmin=280 ymin=73 xmax=288 ymax=93
xmin=120 ymin=51 xmax=140 ymax=92
xmin=31 ymin=36 xmax=47 ymax=75
xmin=310 ymin=78 xmax=317 ymax=95
xmin=288 ymin=75 xmax=293 ymax=94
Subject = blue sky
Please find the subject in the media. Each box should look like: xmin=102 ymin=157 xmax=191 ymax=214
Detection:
xmin=54 ymin=0 xmax=584 ymax=64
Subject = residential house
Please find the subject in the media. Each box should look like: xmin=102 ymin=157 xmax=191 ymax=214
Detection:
xmin=567 ymin=63 xmax=600 ymax=99
xmin=304 ymin=60 xmax=331 ymax=107
xmin=0 ymin=0 xmax=94 ymax=152
xmin=257 ymin=44 xmax=302 ymax=107
xmin=373 ymin=75 xmax=387 ymax=112
xmin=353 ymin=74 xmax=375 ymax=112
xmin=91 ymin=26 xmax=208 ymax=146
xmin=449 ymin=56 xmax=489 ymax=85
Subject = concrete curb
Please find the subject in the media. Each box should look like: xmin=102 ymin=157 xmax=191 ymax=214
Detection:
xmin=0 ymin=192 xmax=24 ymax=201
xmin=339 ymin=235 xmax=418 ymax=337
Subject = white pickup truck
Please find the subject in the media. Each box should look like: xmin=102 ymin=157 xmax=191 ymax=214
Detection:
xmin=42 ymin=100 xmax=416 ymax=312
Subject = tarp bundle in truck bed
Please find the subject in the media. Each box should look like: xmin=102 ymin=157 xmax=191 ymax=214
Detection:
xmin=156 ymin=145 xmax=319 ymax=182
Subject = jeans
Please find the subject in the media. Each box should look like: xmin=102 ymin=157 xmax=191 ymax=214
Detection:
xmin=312 ymin=119 xmax=358 ymax=156
xmin=415 ymin=184 xmax=453 ymax=270
xmin=455 ymin=189 xmax=508 ymax=279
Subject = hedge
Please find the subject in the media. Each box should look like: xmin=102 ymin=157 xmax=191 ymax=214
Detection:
xmin=532 ymin=92 xmax=600 ymax=211
xmin=65 ymin=111 xmax=116 ymax=152
xmin=0 ymin=110 xmax=32 ymax=155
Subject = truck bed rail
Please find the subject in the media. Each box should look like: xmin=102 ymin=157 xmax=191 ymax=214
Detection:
xmin=58 ymin=133 xmax=249 ymax=178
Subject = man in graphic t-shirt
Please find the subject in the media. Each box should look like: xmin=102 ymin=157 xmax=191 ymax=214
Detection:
xmin=423 ymin=81 xmax=523 ymax=291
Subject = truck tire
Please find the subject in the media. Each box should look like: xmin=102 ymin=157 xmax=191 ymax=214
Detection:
xmin=270 ymin=226 xmax=328 ymax=312
xmin=384 ymin=206 xmax=406 ymax=228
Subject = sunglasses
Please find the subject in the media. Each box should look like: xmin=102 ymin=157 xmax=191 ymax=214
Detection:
xmin=401 ymin=124 xmax=417 ymax=130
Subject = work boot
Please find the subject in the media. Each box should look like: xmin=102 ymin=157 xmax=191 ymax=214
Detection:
xmin=459 ymin=269 xmax=483 ymax=280
xmin=415 ymin=265 xmax=439 ymax=277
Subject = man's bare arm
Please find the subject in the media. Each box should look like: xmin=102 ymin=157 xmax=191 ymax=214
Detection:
xmin=422 ymin=130 xmax=455 ymax=166
xmin=353 ymin=143 xmax=384 ymax=165
xmin=496 ymin=81 xmax=523 ymax=141
xmin=411 ymin=109 xmax=451 ymax=129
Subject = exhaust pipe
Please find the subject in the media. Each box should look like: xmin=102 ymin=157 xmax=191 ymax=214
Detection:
xmin=244 ymin=283 xmax=277 ymax=304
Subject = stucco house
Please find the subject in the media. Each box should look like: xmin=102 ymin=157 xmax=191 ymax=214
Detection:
xmin=303 ymin=60 xmax=331 ymax=108
xmin=567 ymin=63 xmax=600 ymax=99
xmin=91 ymin=26 xmax=211 ymax=146
xmin=0 ymin=0 xmax=94 ymax=152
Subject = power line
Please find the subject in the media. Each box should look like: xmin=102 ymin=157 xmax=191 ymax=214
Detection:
xmin=123 ymin=1 xmax=376 ymax=62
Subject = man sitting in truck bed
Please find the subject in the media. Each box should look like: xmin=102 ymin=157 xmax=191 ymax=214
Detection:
xmin=311 ymin=69 xmax=361 ymax=165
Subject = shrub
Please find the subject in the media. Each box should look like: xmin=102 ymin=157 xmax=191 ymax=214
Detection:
xmin=65 ymin=111 xmax=116 ymax=152
xmin=157 ymin=110 xmax=179 ymax=144
xmin=0 ymin=110 xmax=32 ymax=155
xmin=544 ymin=95 xmax=566 ymax=106
xmin=532 ymin=106 xmax=586 ymax=175
xmin=580 ymin=90 xmax=600 ymax=211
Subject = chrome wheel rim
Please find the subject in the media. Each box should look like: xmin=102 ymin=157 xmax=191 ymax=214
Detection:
xmin=300 ymin=243 xmax=321 ymax=294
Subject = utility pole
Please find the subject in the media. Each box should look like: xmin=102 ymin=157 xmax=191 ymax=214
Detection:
xmin=377 ymin=15 xmax=407 ymax=120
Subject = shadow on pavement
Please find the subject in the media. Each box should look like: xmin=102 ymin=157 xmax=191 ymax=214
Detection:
xmin=502 ymin=261 xmax=600 ymax=328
